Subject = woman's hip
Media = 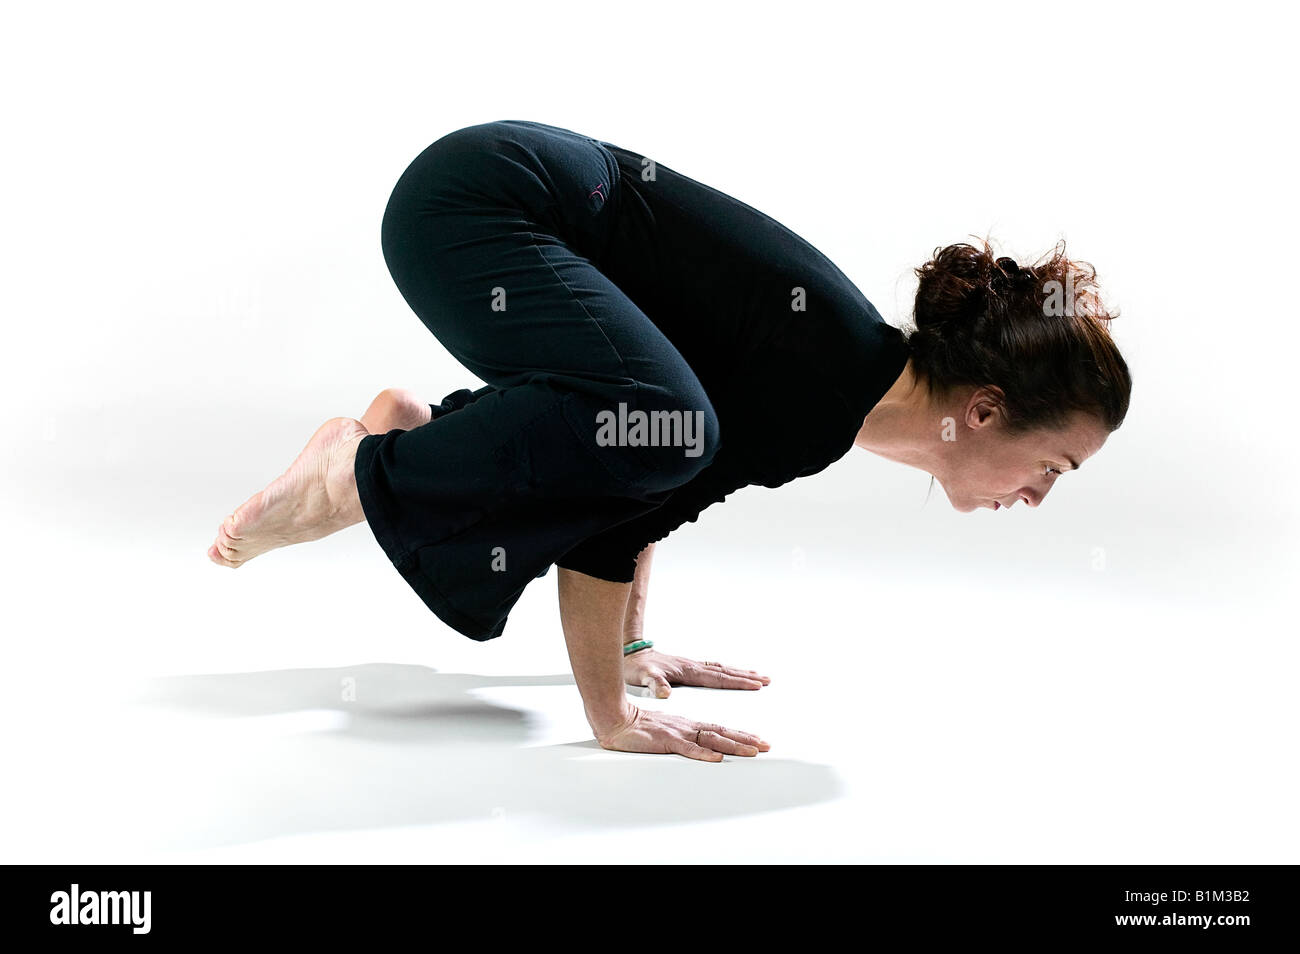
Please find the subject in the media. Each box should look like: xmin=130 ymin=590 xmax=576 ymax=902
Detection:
xmin=380 ymin=119 xmax=622 ymax=261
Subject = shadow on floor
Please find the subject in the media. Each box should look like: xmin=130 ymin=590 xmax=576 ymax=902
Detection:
xmin=127 ymin=662 xmax=841 ymax=850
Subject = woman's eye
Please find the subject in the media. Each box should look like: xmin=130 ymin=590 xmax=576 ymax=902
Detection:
xmin=1044 ymin=466 xmax=1062 ymax=476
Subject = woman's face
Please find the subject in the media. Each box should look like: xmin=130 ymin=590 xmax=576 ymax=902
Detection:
xmin=935 ymin=401 xmax=1111 ymax=512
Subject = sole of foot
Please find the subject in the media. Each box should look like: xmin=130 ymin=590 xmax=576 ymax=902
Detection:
xmin=207 ymin=416 xmax=370 ymax=568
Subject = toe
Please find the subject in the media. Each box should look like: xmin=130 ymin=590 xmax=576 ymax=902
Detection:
xmin=218 ymin=522 xmax=240 ymax=549
xmin=215 ymin=535 xmax=241 ymax=562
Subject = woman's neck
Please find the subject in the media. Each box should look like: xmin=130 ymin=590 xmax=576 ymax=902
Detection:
xmin=854 ymin=358 xmax=945 ymax=475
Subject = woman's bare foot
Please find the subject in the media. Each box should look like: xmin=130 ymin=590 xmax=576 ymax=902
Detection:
xmin=359 ymin=387 xmax=432 ymax=433
xmin=207 ymin=417 xmax=370 ymax=568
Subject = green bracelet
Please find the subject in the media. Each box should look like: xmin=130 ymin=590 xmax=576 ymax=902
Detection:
xmin=622 ymin=639 xmax=654 ymax=656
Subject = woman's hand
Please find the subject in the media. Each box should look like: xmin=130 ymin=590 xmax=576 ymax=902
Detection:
xmin=596 ymin=703 xmax=770 ymax=762
xmin=623 ymin=648 xmax=771 ymax=699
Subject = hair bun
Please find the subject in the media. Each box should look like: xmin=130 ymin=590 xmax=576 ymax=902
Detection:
xmin=990 ymin=255 xmax=1034 ymax=293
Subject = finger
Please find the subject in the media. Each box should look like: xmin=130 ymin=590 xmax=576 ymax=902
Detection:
xmin=688 ymin=666 xmax=764 ymax=691
xmin=700 ymin=662 xmax=772 ymax=685
xmin=668 ymin=735 xmax=724 ymax=762
xmin=704 ymin=722 xmax=771 ymax=752
xmin=697 ymin=728 xmax=760 ymax=757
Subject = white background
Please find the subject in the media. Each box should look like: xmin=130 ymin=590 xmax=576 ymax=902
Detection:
xmin=2 ymin=0 xmax=1296 ymax=863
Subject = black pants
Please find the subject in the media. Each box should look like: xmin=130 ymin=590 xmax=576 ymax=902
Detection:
xmin=354 ymin=120 xmax=721 ymax=642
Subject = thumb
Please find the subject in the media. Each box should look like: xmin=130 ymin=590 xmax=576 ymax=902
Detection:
xmin=642 ymin=674 xmax=672 ymax=698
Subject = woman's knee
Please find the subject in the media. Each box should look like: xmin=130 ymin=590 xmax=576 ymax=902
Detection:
xmin=629 ymin=392 xmax=722 ymax=491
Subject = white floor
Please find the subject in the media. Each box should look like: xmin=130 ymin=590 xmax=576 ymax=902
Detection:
xmin=4 ymin=446 xmax=1295 ymax=864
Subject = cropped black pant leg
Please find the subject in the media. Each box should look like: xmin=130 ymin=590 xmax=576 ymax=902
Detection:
xmin=352 ymin=120 xmax=720 ymax=642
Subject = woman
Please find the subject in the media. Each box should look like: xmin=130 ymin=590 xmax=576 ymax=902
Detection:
xmin=207 ymin=120 xmax=1131 ymax=762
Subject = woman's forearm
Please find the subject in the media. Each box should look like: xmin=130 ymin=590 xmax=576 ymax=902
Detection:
xmin=556 ymin=566 xmax=635 ymax=737
xmin=622 ymin=542 xmax=656 ymax=643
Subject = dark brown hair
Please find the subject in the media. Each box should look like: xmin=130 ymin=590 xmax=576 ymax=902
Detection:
xmin=906 ymin=236 xmax=1131 ymax=434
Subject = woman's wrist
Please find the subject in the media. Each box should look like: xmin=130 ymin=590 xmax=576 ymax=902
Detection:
xmin=587 ymin=698 xmax=637 ymax=741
